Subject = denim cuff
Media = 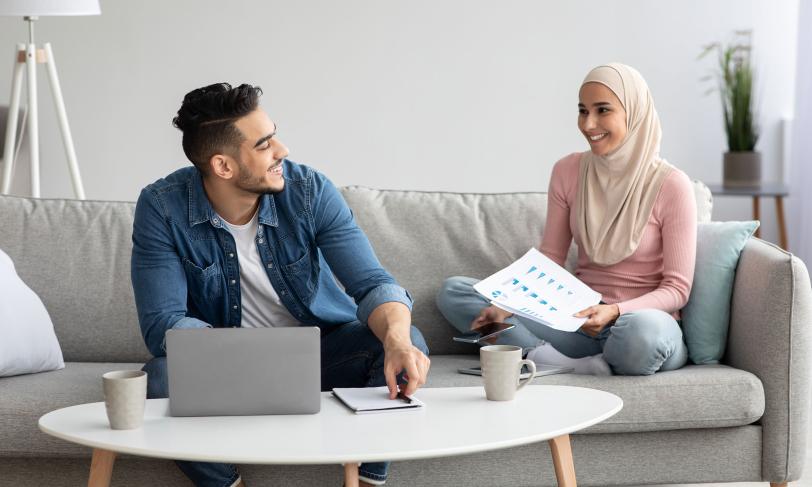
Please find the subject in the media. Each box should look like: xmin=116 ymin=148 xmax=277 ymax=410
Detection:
xmin=172 ymin=316 xmax=212 ymax=330
xmin=356 ymin=284 xmax=413 ymax=324
xmin=159 ymin=316 xmax=212 ymax=352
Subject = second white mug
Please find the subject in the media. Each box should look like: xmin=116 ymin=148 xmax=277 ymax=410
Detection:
xmin=480 ymin=345 xmax=537 ymax=401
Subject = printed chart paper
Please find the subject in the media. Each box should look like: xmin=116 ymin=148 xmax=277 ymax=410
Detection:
xmin=474 ymin=248 xmax=602 ymax=332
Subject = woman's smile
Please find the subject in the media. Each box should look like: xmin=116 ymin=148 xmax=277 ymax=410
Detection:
xmin=578 ymin=82 xmax=627 ymax=156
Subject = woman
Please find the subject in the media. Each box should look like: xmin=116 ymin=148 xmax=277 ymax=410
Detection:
xmin=436 ymin=63 xmax=697 ymax=376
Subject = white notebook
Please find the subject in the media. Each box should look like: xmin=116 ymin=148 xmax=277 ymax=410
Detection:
xmin=332 ymin=386 xmax=425 ymax=414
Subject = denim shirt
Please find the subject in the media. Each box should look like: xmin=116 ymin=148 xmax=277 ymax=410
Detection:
xmin=131 ymin=161 xmax=412 ymax=357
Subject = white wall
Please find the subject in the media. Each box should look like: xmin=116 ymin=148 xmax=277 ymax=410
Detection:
xmin=0 ymin=0 xmax=799 ymax=244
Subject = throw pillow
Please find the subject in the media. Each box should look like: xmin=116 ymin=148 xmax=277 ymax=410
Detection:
xmin=0 ymin=248 xmax=65 ymax=376
xmin=681 ymin=221 xmax=759 ymax=364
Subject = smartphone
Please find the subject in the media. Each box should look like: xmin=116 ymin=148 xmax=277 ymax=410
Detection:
xmin=452 ymin=322 xmax=516 ymax=344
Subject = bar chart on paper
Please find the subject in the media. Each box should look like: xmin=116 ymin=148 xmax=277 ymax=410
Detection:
xmin=474 ymin=248 xmax=602 ymax=332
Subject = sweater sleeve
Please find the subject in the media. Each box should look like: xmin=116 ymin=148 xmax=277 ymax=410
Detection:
xmin=615 ymin=171 xmax=697 ymax=315
xmin=539 ymin=155 xmax=577 ymax=267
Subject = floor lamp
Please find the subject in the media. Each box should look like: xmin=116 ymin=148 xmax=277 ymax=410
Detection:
xmin=0 ymin=0 xmax=101 ymax=199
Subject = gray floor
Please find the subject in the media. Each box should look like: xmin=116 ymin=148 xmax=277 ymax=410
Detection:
xmin=633 ymin=424 xmax=812 ymax=487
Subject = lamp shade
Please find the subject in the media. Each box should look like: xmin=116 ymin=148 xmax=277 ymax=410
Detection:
xmin=0 ymin=0 xmax=100 ymax=16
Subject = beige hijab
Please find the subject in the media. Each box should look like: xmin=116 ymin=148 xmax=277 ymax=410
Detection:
xmin=576 ymin=63 xmax=674 ymax=267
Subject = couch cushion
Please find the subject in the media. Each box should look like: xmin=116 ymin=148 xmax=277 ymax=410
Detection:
xmin=1 ymin=357 xmax=762 ymax=456
xmin=425 ymin=356 xmax=764 ymax=434
xmin=0 ymin=195 xmax=149 ymax=363
xmin=0 ymin=248 xmax=64 ymax=377
xmin=682 ymin=221 xmax=759 ymax=364
xmin=0 ymin=362 xmax=145 ymax=457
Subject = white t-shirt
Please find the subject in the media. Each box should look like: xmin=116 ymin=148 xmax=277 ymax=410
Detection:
xmin=221 ymin=211 xmax=301 ymax=328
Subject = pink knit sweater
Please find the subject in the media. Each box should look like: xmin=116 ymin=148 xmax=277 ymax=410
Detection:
xmin=540 ymin=153 xmax=697 ymax=318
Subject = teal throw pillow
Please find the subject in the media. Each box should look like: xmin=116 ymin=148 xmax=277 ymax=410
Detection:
xmin=681 ymin=221 xmax=759 ymax=364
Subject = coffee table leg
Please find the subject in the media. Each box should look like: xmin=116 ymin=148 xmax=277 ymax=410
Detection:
xmin=88 ymin=449 xmax=117 ymax=487
xmin=344 ymin=462 xmax=360 ymax=487
xmin=548 ymin=434 xmax=577 ymax=486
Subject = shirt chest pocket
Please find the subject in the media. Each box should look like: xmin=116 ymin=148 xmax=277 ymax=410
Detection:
xmin=182 ymin=258 xmax=223 ymax=303
xmin=281 ymin=248 xmax=319 ymax=304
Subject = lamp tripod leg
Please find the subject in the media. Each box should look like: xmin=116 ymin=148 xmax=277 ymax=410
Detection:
xmin=44 ymin=43 xmax=85 ymax=200
xmin=2 ymin=44 xmax=25 ymax=195
xmin=24 ymin=42 xmax=39 ymax=198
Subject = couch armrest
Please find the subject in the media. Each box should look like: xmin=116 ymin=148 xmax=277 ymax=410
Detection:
xmin=725 ymin=238 xmax=812 ymax=482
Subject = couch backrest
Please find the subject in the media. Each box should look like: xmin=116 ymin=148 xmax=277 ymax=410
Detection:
xmin=0 ymin=181 xmax=711 ymax=361
xmin=0 ymin=195 xmax=146 ymax=362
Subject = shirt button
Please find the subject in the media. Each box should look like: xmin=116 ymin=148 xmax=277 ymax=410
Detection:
xmin=266 ymin=263 xmax=273 ymax=269
xmin=281 ymin=290 xmax=287 ymax=296
xmin=212 ymin=217 xmax=219 ymax=225
xmin=230 ymin=279 xmax=236 ymax=285
xmin=229 ymin=253 xmax=235 ymax=258
xmin=258 ymin=238 xmax=265 ymax=244
xmin=232 ymin=305 xmax=238 ymax=310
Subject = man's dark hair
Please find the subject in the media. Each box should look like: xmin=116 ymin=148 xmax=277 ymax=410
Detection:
xmin=172 ymin=83 xmax=263 ymax=174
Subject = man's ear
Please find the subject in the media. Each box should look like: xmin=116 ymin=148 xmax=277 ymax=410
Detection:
xmin=208 ymin=154 xmax=235 ymax=180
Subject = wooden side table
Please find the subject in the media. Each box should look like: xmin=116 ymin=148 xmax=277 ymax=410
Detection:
xmin=706 ymin=183 xmax=789 ymax=250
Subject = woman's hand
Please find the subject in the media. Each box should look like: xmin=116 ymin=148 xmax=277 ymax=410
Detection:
xmin=470 ymin=305 xmax=513 ymax=331
xmin=575 ymin=304 xmax=620 ymax=337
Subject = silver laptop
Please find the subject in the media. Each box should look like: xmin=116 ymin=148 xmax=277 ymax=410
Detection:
xmin=166 ymin=327 xmax=321 ymax=416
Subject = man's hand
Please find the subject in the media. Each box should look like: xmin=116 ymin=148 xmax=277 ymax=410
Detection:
xmin=367 ymin=301 xmax=431 ymax=400
xmin=470 ymin=305 xmax=513 ymax=331
xmin=575 ymin=304 xmax=620 ymax=337
xmin=383 ymin=339 xmax=430 ymax=399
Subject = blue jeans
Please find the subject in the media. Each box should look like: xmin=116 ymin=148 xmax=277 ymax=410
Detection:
xmin=436 ymin=276 xmax=687 ymax=376
xmin=142 ymin=322 xmax=429 ymax=486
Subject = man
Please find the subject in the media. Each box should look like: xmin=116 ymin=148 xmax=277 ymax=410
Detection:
xmin=131 ymin=83 xmax=430 ymax=487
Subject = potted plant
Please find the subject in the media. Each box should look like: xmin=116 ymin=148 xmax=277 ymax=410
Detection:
xmin=700 ymin=30 xmax=760 ymax=187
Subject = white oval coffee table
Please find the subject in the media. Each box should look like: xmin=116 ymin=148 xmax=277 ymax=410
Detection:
xmin=39 ymin=385 xmax=622 ymax=487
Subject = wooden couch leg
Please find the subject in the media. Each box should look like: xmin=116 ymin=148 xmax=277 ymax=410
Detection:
xmin=769 ymin=483 xmax=788 ymax=487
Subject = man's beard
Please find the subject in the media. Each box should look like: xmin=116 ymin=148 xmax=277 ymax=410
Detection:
xmin=235 ymin=158 xmax=284 ymax=195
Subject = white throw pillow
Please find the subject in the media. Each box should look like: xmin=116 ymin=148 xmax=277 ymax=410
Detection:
xmin=0 ymin=248 xmax=64 ymax=376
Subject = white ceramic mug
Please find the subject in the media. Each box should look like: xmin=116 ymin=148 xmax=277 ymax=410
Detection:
xmin=480 ymin=345 xmax=537 ymax=401
xmin=102 ymin=370 xmax=147 ymax=430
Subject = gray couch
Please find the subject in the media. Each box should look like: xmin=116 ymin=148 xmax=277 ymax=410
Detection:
xmin=1 ymin=182 xmax=810 ymax=487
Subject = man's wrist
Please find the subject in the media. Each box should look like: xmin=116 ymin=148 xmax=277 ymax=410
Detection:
xmin=383 ymin=331 xmax=412 ymax=351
